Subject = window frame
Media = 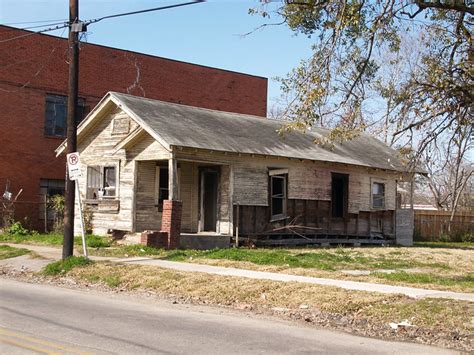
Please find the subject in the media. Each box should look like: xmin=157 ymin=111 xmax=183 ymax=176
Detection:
xmin=269 ymin=172 xmax=288 ymax=222
xmin=44 ymin=93 xmax=88 ymax=138
xmin=155 ymin=165 xmax=169 ymax=212
xmin=86 ymin=164 xmax=119 ymax=200
xmin=371 ymin=181 xmax=386 ymax=209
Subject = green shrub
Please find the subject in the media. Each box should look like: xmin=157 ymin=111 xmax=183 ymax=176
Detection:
xmin=461 ymin=232 xmax=473 ymax=243
xmin=43 ymin=256 xmax=93 ymax=276
xmin=8 ymin=222 xmax=29 ymax=236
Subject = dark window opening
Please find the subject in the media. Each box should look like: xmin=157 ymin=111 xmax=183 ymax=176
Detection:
xmin=331 ymin=173 xmax=348 ymax=218
xmin=372 ymin=182 xmax=385 ymax=209
xmin=87 ymin=165 xmax=117 ymax=199
xmin=39 ymin=179 xmax=65 ymax=220
xmin=158 ymin=167 xmax=169 ymax=211
xmin=44 ymin=94 xmax=88 ymax=137
xmin=270 ymin=174 xmax=287 ymax=220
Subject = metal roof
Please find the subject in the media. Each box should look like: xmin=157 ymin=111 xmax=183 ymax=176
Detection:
xmin=110 ymin=92 xmax=408 ymax=172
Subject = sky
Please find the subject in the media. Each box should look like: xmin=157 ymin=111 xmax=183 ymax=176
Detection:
xmin=0 ymin=0 xmax=315 ymax=111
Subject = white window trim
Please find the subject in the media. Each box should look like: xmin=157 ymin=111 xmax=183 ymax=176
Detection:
xmin=371 ymin=179 xmax=386 ymax=210
xmin=86 ymin=162 xmax=119 ymax=200
xmin=270 ymin=173 xmax=287 ymax=222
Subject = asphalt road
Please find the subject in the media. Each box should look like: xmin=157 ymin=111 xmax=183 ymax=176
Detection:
xmin=0 ymin=279 xmax=456 ymax=354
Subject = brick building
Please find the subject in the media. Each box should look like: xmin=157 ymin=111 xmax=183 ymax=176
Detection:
xmin=0 ymin=25 xmax=267 ymax=230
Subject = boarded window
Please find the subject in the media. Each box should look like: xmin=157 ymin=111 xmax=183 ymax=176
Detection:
xmin=270 ymin=174 xmax=287 ymax=220
xmin=87 ymin=165 xmax=117 ymax=199
xmin=44 ymin=94 xmax=88 ymax=137
xmin=372 ymin=182 xmax=385 ymax=209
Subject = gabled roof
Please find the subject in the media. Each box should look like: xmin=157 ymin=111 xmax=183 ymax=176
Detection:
xmin=57 ymin=91 xmax=412 ymax=173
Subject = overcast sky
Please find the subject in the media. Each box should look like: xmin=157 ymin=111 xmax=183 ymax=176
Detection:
xmin=1 ymin=0 xmax=314 ymax=111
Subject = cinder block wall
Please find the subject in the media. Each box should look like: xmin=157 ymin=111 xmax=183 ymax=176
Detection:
xmin=0 ymin=26 xmax=267 ymax=230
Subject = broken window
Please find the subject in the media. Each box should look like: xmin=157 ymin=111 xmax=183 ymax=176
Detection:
xmin=372 ymin=182 xmax=385 ymax=209
xmin=44 ymin=94 xmax=88 ymax=137
xmin=331 ymin=173 xmax=348 ymax=218
xmin=270 ymin=174 xmax=287 ymax=220
xmin=87 ymin=165 xmax=117 ymax=199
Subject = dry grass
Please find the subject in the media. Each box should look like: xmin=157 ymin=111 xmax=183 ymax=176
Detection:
xmin=67 ymin=262 xmax=473 ymax=336
xmin=157 ymin=246 xmax=474 ymax=292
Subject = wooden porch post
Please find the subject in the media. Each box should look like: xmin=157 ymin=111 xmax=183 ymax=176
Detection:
xmin=168 ymin=151 xmax=179 ymax=201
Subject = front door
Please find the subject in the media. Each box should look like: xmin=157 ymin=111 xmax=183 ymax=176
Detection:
xmin=200 ymin=170 xmax=218 ymax=232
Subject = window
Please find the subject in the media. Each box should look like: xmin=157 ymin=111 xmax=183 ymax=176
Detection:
xmin=87 ymin=165 xmax=117 ymax=199
xmin=331 ymin=173 xmax=348 ymax=218
xmin=155 ymin=166 xmax=169 ymax=211
xmin=39 ymin=179 xmax=65 ymax=197
xmin=372 ymin=182 xmax=385 ymax=209
xmin=44 ymin=94 xmax=88 ymax=137
xmin=270 ymin=174 xmax=287 ymax=220
xmin=39 ymin=179 xmax=65 ymax=220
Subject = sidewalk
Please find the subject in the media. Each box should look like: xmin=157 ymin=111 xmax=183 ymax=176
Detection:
xmin=2 ymin=243 xmax=473 ymax=302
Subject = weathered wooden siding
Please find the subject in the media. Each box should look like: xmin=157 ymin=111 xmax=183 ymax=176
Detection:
xmin=179 ymin=161 xmax=198 ymax=233
xmin=127 ymin=134 xmax=170 ymax=161
xmin=218 ymin=164 xmax=232 ymax=234
xmin=74 ymin=107 xmax=139 ymax=235
xmin=176 ymin=148 xmax=399 ymax=214
xmin=135 ymin=161 xmax=161 ymax=231
xmin=234 ymin=201 xmax=395 ymax=237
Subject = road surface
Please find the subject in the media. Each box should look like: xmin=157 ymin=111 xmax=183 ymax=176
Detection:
xmin=0 ymin=278 xmax=456 ymax=354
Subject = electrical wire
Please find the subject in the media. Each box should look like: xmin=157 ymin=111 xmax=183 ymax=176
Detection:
xmin=0 ymin=23 xmax=70 ymax=43
xmin=1 ymin=19 xmax=68 ymax=25
xmin=84 ymin=0 xmax=205 ymax=25
xmin=0 ymin=0 xmax=205 ymax=44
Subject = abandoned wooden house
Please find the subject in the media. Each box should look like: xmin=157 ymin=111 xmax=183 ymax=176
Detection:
xmin=56 ymin=92 xmax=416 ymax=249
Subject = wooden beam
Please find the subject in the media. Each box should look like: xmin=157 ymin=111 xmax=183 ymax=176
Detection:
xmin=169 ymin=152 xmax=179 ymax=200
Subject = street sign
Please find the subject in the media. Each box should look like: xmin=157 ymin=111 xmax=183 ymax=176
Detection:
xmin=67 ymin=152 xmax=82 ymax=181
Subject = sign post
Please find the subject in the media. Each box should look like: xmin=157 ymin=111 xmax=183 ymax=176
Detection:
xmin=66 ymin=152 xmax=88 ymax=258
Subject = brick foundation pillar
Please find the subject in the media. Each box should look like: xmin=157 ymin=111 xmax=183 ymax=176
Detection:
xmin=161 ymin=200 xmax=182 ymax=249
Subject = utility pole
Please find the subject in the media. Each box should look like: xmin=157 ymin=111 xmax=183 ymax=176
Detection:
xmin=63 ymin=0 xmax=80 ymax=259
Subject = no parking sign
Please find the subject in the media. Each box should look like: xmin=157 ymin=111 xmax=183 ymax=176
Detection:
xmin=67 ymin=152 xmax=82 ymax=181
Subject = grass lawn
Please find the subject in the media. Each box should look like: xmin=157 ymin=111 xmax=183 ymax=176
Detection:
xmin=1 ymin=231 xmax=472 ymax=291
xmin=0 ymin=245 xmax=30 ymax=260
xmin=0 ymin=233 xmax=112 ymax=248
xmin=88 ymin=243 xmax=474 ymax=292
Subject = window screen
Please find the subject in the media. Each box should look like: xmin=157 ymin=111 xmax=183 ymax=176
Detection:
xmin=372 ymin=182 xmax=385 ymax=209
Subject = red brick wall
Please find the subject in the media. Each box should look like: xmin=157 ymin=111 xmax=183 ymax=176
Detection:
xmin=0 ymin=26 xmax=267 ymax=230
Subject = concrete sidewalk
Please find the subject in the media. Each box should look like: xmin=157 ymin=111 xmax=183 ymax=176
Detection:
xmin=2 ymin=243 xmax=473 ymax=302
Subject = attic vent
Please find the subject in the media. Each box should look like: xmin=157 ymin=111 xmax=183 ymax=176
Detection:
xmin=112 ymin=116 xmax=130 ymax=135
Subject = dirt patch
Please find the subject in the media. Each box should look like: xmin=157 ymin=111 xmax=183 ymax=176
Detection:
xmin=1 ymin=262 xmax=471 ymax=352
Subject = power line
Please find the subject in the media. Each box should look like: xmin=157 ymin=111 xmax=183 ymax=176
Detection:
xmin=84 ymin=0 xmax=205 ymax=25
xmin=0 ymin=23 xmax=69 ymax=43
xmin=1 ymin=21 xmax=69 ymax=31
xmin=1 ymin=18 xmax=68 ymax=26
xmin=0 ymin=1 xmax=205 ymax=44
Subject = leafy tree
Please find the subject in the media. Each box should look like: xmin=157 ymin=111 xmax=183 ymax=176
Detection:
xmin=255 ymin=0 xmax=473 ymax=170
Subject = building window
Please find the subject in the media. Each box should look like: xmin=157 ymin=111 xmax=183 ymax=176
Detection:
xmin=372 ymin=182 xmax=385 ymax=209
xmin=270 ymin=174 xmax=287 ymax=220
xmin=39 ymin=179 xmax=65 ymax=220
xmin=44 ymin=94 xmax=88 ymax=137
xmin=155 ymin=166 xmax=169 ymax=211
xmin=87 ymin=165 xmax=117 ymax=199
xmin=331 ymin=173 xmax=348 ymax=218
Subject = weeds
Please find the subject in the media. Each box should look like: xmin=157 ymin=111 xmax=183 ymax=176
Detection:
xmin=43 ymin=256 xmax=93 ymax=276
xmin=0 ymin=245 xmax=30 ymax=260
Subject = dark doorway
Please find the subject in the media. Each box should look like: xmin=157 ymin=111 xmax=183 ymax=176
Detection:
xmin=331 ymin=173 xmax=348 ymax=218
xmin=201 ymin=170 xmax=219 ymax=232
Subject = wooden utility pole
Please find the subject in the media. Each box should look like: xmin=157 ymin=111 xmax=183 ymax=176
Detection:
xmin=63 ymin=0 xmax=80 ymax=259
